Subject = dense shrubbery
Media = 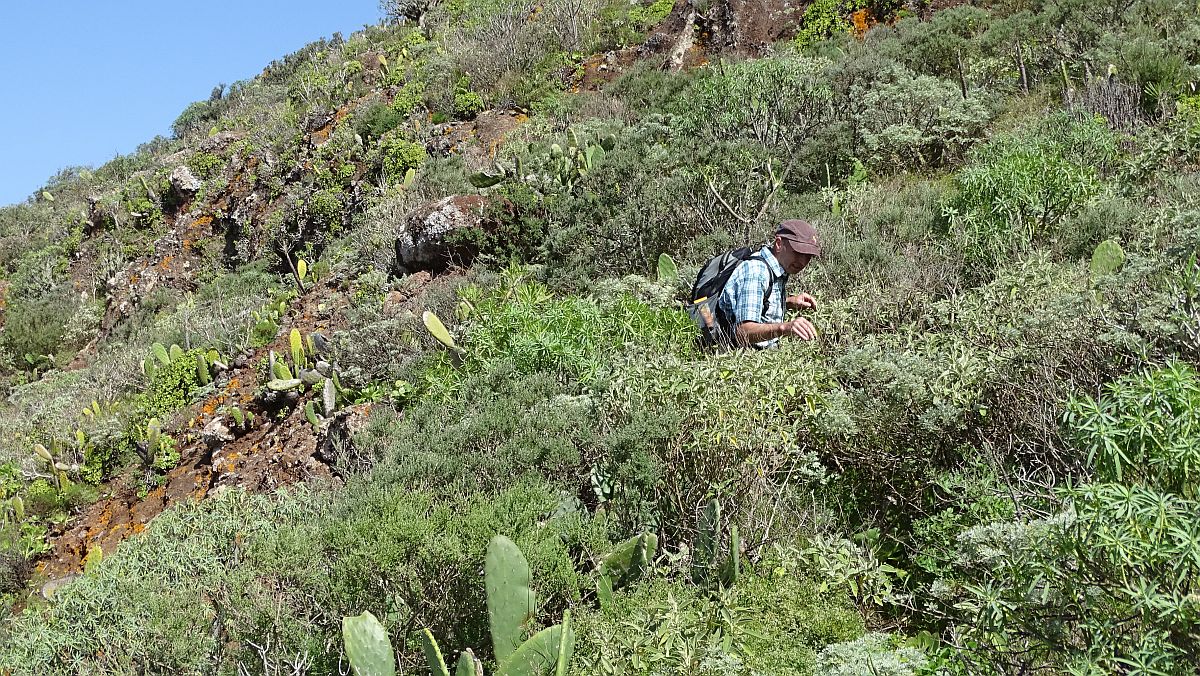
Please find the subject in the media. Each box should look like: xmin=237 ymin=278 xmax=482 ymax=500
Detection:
xmin=1 ymin=0 xmax=1199 ymax=673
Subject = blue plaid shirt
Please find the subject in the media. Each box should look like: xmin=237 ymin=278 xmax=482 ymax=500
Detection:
xmin=717 ymin=245 xmax=787 ymax=348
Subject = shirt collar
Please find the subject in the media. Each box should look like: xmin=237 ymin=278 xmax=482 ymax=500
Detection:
xmin=759 ymin=245 xmax=786 ymax=279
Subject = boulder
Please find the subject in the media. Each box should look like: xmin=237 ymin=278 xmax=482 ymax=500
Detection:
xmin=169 ymin=166 xmax=202 ymax=195
xmin=395 ymin=195 xmax=487 ymax=272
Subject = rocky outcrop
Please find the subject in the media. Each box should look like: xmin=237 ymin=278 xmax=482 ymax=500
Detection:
xmin=168 ymin=165 xmax=202 ymax=197
xmin=394 ymin=195 xmax=488 ymax=272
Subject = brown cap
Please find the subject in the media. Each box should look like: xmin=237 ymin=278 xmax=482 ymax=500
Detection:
xmin=777 ymin=219 xmax=822 ymax=256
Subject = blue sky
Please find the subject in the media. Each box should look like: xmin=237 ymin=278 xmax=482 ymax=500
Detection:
xmin=0 ymin=1 xmax=380 ymax=207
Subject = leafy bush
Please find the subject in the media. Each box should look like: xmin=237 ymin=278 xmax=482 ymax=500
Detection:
xmin=946 ymin=113 xmax=1122 ymax=272
xmin=354 ymin=100 xmax=408 ymax=142
xmin=575 ymin=568 xmax=863 ymax=675
xmin=944 ymin=362 xmax=1200 ymax=673
xmin=378 ymin=136 xmax=427 ymax=183
xmin=814 ymin=633 xmax=927 ymax=676
xmin=0 ymin=480 xmax=608 ymax=674
xmin=854 ymin=65 xmax=991 ymax=170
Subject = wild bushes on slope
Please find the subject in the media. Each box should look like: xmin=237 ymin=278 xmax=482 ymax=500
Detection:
xmin=0 ymin=480 xmax=606 ymax=675
xmin=941 ymin=362 xmax=1200 ymax=674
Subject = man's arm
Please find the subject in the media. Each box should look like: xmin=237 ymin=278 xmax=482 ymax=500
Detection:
xmin=735 ymin=317 xmax=817 ymax=345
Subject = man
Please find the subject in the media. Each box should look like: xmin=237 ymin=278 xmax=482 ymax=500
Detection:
xmin=717 ymin=219 xmax=821 ymax=348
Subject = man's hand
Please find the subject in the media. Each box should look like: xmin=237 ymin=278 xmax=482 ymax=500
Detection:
xmin=735 ymin=318 xmax=819 ymax=345
xmin=780 ymin=318 xmax=817 ymax=341
xmin=786 ymin=293 xmax=818 ymax=311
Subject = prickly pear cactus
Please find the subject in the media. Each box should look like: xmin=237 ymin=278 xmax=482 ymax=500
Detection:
xmin=486 ymin=535 xmax=536 ymax=664
xmin=196 ymin=352 xmax=211 ymax=385
xmin=342 ymin=610 xmax=396 ymax=676
xmin=152 ymin=342 xmax=170 ymax=365
xmin=304 ymin=401 xmax=321 ymax=429
xmin=600 ymin=532 xmax=658 ymax=587
xmin=692 ymin=499 xmax=721 ymax=584
xmin=290 ymin=329 xmax=305 ymax=369
xmin=456 ymin=650 xmax=483 ymax=676
xmin=498 ymin=611 xmax=574 ymax=676
xmin=720 ymin=525 xmax=740 ymax=587
xmin=657 ymin=253 xmax=678 ymax=283
xmin=418 ymin=628 xmax=450 ymax=676
xmin=1090 ymin=239 xmax=1126 ymax=278
xmin=422 ymin=311 xmax=457 ymax=349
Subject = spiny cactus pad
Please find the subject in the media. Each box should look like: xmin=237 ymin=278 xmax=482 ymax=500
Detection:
xmin=418 ymin=628 xmax=450 ymax=676
xmin=422 ymin=311 xmax=457 ymax=349
xmin=1091 ymin=239 xmax=1126 ymax=278
xmin=486 ymin=535 xmax=536 ymax=664
xmin=342 ymin=610 xmax=396 ymax=676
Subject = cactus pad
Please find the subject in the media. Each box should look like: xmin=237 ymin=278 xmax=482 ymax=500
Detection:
xmin=486 ymin=535 xmax=536 ymax=664
xmin=342 ymin=610 xmax=396 ymax=676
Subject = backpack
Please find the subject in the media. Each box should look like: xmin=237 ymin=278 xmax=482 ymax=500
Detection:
xmin=685 ymin=247 xmax=778 ymax=347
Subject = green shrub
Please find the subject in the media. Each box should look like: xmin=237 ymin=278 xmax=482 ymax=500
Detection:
xmin=815 ymin=633 xmax=927 ymax=676
xmin=452 ymin=76 xmax=485 ymax=119
xmin=185 ymin=152 xmax=223 ymax=179
xmin=0 ymin=480 xmax=610 ymax=674
xmin=354 ymin=101 xmax=408 ymax=142
xmin=574 ymin=569 xmax=863 ymax=675
xmin=379 ymin=136 xmax=427 ymax=183
xmin=1 ymin=293 xmax=76 ymax=367
xmin=945 ymin=362 xmax=1200 ymax=673
xmin=945 ymin=113 xmax=1122 ymax=272
xmin=854 ymin=65 xmax=992 ymax=170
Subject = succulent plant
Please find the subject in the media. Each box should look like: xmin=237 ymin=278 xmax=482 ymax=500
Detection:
xmin=597 ymin=532 xmax=657 ymax=608
xmin=304 ymin=401 xmax=322 ymax=429
xmin=342 ymin=610 xmax=395 ymax=676
xmin=422 ymin=311 xmax=457 ymax=350
xmin=267 ymin=378 xmax=303 ymax=391
xmin=689 ymin=500 xmax=742 ymax=588
xmin=152 ymin=342 xmax=170 ymax=365
xmin=657 ymin=253 xmax=678 ymax=283
xmin=290 ymin=329 xmax=306 ymax=370
xmin=362 ymin=535 xmax=575 ymax=676
xmin=1091 ymin=239 xmax=1126 ymax=279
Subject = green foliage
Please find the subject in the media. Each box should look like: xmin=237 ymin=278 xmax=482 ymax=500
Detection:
xmin=854 ymin=65 xmax=992 ymax=170
xmin=453 ymin=77 xmax=485 ymax=120
xmin=185 ymin=152 xmax=223 ymax=180
xmin=945 ymin=113 xmax=1122 ymax=273
xmin=627 ymin=0 xmax=675 ymax=31
xmin=814 ymin=633 xmax=927 ymax=676
xmin=355 ymin=101 xmax=409 ymax=143
xmin=379 ymin=137 xmax=427 ymax=184
xmin=575 ymin=569 xmax=864 ymax=675
xmin=794 ymin=0 xmax=864 ymax=48
xmin=391 ymin=80 xmax=426 ymax=116
xmin=946 ymin=362 xmax=1200 ymax=673
xmin=0 ymin=480 xmax=604 ymax=674
xmin=1067 ymin=361 xmax=1200 ymax=495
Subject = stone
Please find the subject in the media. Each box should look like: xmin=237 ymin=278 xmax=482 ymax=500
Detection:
xmin=394 ymin=195 xmax=488 ymax=272
xmin=169 ymin=166 xmax=202 ymax=195
xmin=202 ymin=417 xmax=235 ymax=450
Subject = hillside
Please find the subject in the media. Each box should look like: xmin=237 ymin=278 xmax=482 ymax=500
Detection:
xmin=1 ymin=0 xmax=1199 ymax=673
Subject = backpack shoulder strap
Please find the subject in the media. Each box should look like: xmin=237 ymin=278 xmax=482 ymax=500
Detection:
xmin=748 ymin=254 xmax=780 ymax=313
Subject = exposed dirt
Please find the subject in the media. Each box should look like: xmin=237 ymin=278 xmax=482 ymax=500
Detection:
xmin=38 ymin=278 xmax=388 ymax=578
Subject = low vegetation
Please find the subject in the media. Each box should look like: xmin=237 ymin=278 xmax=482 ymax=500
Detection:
xmin=1 ymin=0 xmax=1199 ymax=673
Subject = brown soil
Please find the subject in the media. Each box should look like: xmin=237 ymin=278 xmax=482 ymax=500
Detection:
xmin=38 ymin=278 xmax=384 ymax=578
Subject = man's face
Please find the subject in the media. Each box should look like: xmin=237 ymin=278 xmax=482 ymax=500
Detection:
xmin=774 ymin=235 xmax=813 ymax=275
